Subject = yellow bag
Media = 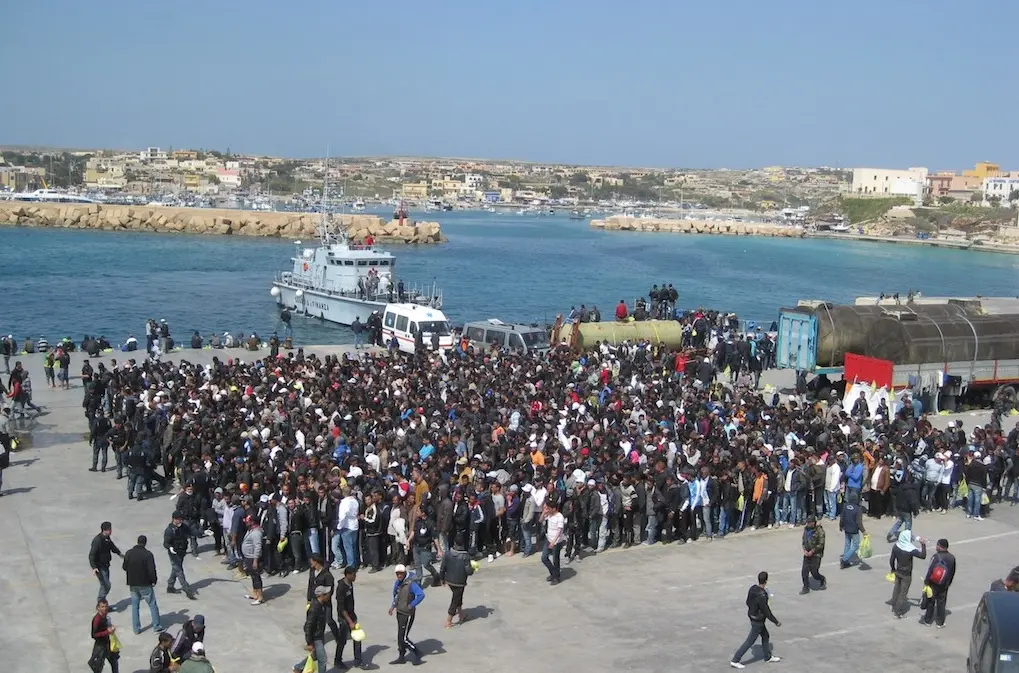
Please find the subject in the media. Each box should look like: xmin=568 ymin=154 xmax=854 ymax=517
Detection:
xmin=302 ymin=654 xmax=318 ymax=673
xmin=923 ymin=584 xmax=933 ymax=598
xmin=736 ymin=494 xmax=745 ymax=512
xmin=981 ymin=492 xmax=990 ymax=506
xmin=958 ymin=478 xmax=969 ymax=500
xmin=885 ymin=572 xmax=896 ymax=583
xmin=109 ymin=631 xmax=122 ymax=654
xmin=351 ymin=624 xmax=366 ymax=642
xmin=859 ymin=534 xmax=872 ymax=559
xmin=277 ymin=537 xmax=289 ymax=553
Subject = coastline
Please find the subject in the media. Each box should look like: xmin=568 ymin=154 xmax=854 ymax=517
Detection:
xmin=591 ymin=215 xmax=1019 ymax=255
xmin=0 ymin=201 xmax=445 ymax=244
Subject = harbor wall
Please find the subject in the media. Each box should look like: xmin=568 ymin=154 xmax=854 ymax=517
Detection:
xmin=0 ymin=202 xmax=445 ymax=243
xmin=590 ymin=215 xmax=805 ymax=237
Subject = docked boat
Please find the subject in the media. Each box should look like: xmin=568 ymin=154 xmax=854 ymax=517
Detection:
xmin=5 ymin=188 xmax=97 ymax=203
xmin=270 ymin=219 xmax=442 ymax=327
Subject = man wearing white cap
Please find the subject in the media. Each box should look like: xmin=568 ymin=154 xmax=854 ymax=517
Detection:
xmin=388 ymin=564 xmax=425 ymax=665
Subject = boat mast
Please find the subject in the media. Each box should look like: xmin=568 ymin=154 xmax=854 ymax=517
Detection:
xmin=320 ymin=147 xmax=329 ymax=242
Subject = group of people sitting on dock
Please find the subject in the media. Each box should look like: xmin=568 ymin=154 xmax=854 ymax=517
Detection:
xmin=67 ymin=305 xmax=1016 ymax=619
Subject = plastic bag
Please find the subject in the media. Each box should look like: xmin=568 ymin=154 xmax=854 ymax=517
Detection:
xmin=958 ymin=478 xmax=969 ymax=500
xmin=982 ymin=492 xmax=990 ymax=506
xmin=109 ymin=632 xmax=121 ymax=654
xmin=277 ymin=537 xmax=289 ymax=553
xmin=302 ymin=654 xmax=318 ymax=673
xmin=885 ymin=572 xmax=896 ymax=583
xmin=859 ymin=534 xmax=872 ymax=559
xmin=351 ymin=624 xmax=366 ymax=642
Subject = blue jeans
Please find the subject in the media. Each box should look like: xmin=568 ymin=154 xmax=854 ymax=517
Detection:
xmin=775 ymin=493 xmax=791 ymax=525
xmin=96 ymin=567 xmax=112 ymax=602
xmin=167 ymin=552 xmax=191 ymax=592
xmin=295 ymin=640 xmax=328 ymax=673
xmin=130 ymin=586 xmax=163 ymax=633
xmin=307 ymin=528 xmax=320 ymax=556
xmin=825 ymin=491 xmax=839 ymax=520
xmin=719 ymin=508 xmax=730 ymax=536
xmin=841 ymin=532 xmax=861 ymax=564
xmin=793 ymin=492 xmax=806 ymax=525
xmin=340 ymin=529 xmax=359 ymax=567
xmin=645 ymin=512 xmax=659 ymax=544
xmin=520 ymin=521 xmax=534 ymax=555
xmin=887 ymin=511 xmax=913 ymax=541
xmin=541 ymin=539 xmax=563 ymax=580
xmin=331 ymin=530 xmax=344 ymax=565
xmin=967 ymin=485 xmax=985 ymax=517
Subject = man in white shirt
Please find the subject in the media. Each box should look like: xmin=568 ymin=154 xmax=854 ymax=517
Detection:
xmin=824 ymin=456 xmax=842 ymax=521
xmin=336 ymin=488 xmax=360 ymax=569
xmin=937 ymin=455 xmax=954 ymax=513
xmin=541 ymin=500 xmax=565 ymax=586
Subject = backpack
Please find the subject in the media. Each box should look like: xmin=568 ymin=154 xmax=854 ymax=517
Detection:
xmin=928 ymin=556 xmax=950 ymax=586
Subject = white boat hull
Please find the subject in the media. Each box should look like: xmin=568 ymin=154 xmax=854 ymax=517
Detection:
xmin=273 ymin=283 xmax=385 ymax=326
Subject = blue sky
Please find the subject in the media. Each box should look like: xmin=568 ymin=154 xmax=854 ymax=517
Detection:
xmin=4 ymin=1 xmax=1017 ymax=168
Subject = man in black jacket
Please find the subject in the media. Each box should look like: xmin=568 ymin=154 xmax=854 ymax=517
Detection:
xmin=123 ymin=534 xmax=164 ymax=634
xmin=921 ymin=538 xmax=956 ymax=628
xmin=294 ymin=586 xmax=330 ymax=673
xmin=438 ymin=540 xmax=475 ymax=628
xmin=163 ymin=511 xmax=197 ymax=600
xmin=89 ymin=521 xmax=122 ymax=605
xmin=730 ymin=571 xmax=782 ymax=669
xmin=335 ymin=566 xmax=367 ymax=670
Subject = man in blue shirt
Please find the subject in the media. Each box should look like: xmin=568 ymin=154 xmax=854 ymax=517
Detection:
xmin=389 ymin=564 xmax=425 ymax=665
xmin=844 ymin=453 xmax=865 ymax=502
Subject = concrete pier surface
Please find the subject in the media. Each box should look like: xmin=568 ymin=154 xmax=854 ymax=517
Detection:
xmin=2 ymin=347 xmax=1016 ymax=673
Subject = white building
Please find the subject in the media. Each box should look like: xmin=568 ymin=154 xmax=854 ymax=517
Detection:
xmin=464 ymin=173 xmax=485 ymax=190
xmin=851 ymin=167 xmax=928 ymax=199
xmin=140 ymin=147 xmax=167 ymax=163
xmin=217 ymin=168 xmax=242 ymax=189
xmin=983 ymin=177 xmax=1019 ymax=203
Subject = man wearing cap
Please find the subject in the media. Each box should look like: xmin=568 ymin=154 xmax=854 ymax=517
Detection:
xmin=990 ymin=565 xmax=1019 ymax=592
xmin=178 ymin=641 xmax=213 ymax=673
xmin=921 ymin=538 xmax=956 ymax=627
xmin=170 ymin=614 xmax=206 ymax=662
xmin=210 ymin=487 xmax=227 ymax=556
xmin=388 ymin=564 xmax=425 ymax=665
xmin=294 ymin=585 xmax=331 ymax=673
xmin=163 ymin=512 xmax=197 ymax=600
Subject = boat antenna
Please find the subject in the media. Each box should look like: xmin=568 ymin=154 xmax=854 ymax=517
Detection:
xmin=319 ymin=146 xmax=330 ymax=242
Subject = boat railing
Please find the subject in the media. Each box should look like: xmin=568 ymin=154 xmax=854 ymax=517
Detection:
xmin=276 ymin=272 xmax=443 ymax=309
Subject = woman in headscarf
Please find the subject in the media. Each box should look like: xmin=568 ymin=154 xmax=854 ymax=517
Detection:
xmin=889 ymin=529 xmax=927 ymax=618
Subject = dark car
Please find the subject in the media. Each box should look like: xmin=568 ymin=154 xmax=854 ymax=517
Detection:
xmin=969 ymin=591 xmax=1019 ymax=672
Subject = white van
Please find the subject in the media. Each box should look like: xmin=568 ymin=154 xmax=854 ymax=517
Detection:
xmin=462 ymin=319 xmax=551 ymax=355
xmin=381 ymin=303 xmax=454 ymax=354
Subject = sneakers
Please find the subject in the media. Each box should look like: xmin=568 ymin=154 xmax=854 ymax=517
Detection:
xmin=766 ymin=656 xmax=781 ymax=663
xmin=799 ymin=587 xmax=810 ymax=595
xmin=730 ymin=662 xmax=746 ymax=669
xmin=250 ymin=599 xmax=264 ymax=606
xmin=819 ymin=579 xmax=827 ymax=590
xmin=975 ymin=516 xmax=984 ymax=521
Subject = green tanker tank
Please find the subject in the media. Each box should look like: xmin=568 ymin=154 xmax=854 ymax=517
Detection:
xmin=568 ymin=320 xmax=685 ymax=350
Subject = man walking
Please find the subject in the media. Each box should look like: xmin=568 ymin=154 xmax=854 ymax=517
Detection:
xmin=388 ymin=564 xmax=425 ymax=665
xmin=921 ymin=538 xmax=956 ymax=628
xmin=838 ymin=492 xmax=866 ymax=569
xmin=335 ymin=566 xmax=367 ymax=670
xmin=122 ymin=534 xmax=164 ymax=634
xmin=730 ymin=571 xmax=782 ymax=669
xmin=294 ymin=586 xmax=331 ymax=673
xmin=799 ymin=515 xmax=827 ymax=594
xmin=89 ymin=521 xmax=122 ymax=605
xmin=438 ymin=538 xmax=475 ymax=628
xmin=163 ymin=511 xmax=197 ymax=600
xmin=241 ymin=515 xmax=266 ymax=606
xmin=541 ymin=499 xmax=566 ymax=585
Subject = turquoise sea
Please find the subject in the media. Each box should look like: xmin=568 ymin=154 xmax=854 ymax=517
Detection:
xmin=2 ymin=210 xmax=1018 ymax=345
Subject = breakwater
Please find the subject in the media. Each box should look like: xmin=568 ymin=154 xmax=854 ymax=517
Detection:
xmin=0 ymin=201 xmax=445 ymax=243
xmin=591 ymin=215 xmax=804 ymax=237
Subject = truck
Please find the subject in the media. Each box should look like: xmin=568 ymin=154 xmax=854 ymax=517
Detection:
xmin=777 ymin=304 xmax=1019 ymax=413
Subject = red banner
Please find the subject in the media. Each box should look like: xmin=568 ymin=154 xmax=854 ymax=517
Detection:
xmin=843 ymin=352 xmax=893 ymax=389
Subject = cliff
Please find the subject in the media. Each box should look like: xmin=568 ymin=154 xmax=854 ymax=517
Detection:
xmin=0 ymin=201 xmax=445 ymax=243
xmin=591 ymin=216 xmax=805 ymax=237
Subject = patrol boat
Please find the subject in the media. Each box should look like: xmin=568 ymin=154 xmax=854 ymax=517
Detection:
xmin=270 ymin=216 xmax=442 ymax=327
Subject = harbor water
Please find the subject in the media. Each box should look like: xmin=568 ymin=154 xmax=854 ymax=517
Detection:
xmin=1 ymin=210 xmax=1018 ymax=345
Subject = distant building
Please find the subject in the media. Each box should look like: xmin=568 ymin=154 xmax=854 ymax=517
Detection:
xmin=464 ymin=173 xmax=485 ymax=191
xmin=963 ymin=161 xmax=1002 ymax=179
xmin=983 ymin=177 xmax=1019 ymax=202
xmin=216 ymin=168 xmax=241 ymax=189
xmin=85 ymin=165 xmax=127 ymax=190
xmin=171 ymin=150 xmax=198 ymax=161
xmin=926 ymin=173 xmax=954 ymax=198
xmin=851 ymin=167 xmax=928 ymax=199
xmin=482 ymin=191 xmax=500 ymax=203
xmin=0 ymin=166 xmax=45 ymax=191
xmin=401 ymin=182 xmax=429 ymax=200
xmin=140 ymin=147 xmax=167 ymax=163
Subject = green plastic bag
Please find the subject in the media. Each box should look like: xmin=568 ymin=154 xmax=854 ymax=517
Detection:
xmin=859 ymin=534 xmax=872 ymax=559
xmin=958 ymin=478 xmax=969 ymax=501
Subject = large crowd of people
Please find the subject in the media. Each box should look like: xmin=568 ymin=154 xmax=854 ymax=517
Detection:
xmin=5 ymin=307 xmax=1019 ymax=671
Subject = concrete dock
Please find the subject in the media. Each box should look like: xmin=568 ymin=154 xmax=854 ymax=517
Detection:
xmin=1 ymin=348 xmax=1016 ymax=673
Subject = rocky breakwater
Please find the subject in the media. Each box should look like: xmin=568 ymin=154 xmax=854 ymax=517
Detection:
xmin=0 ymin=202 xmax=445 ymax=243
xmin=590 ymin=216 xmax=805 ymax=238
